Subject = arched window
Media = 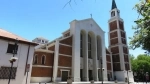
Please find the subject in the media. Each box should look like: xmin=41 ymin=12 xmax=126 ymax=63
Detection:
xmin=88 ymin=34 xmax=92 ymax=58
xmin=80 ymin=33 xmax=83 ymax=57
xmin=97 ymin=36 xmax=101 ymax=60
xmin=41 ymin=55 xmax=46 ymax=65
xmin=33 ymin=55 xmax=38 ymax=64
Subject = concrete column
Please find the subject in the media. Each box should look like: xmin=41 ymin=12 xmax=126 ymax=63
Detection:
xmin=52 ymin=40 xmax=59 ymax=82
xmin=110 ymin=52 xmax=114 ymax=80
xmin=83 ymin=32 xmax=89 ymax=81
xmin=72 ymin=28 xmax=81 ymax=82
xmin=101 ymin=36 xmax=108 ymax=81
xmin=93 ymin=36 xmax=98 ymax=81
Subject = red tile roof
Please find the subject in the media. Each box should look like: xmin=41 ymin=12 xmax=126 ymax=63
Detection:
xmin=0 ymin=28 xmax=38 ymax=45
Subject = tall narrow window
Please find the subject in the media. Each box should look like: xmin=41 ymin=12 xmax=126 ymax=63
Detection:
xmin=88 ymin=34 xmax=92 ymax=58
xmin=41 ymin=55 xmax=46 ymax=65
xmin=33 ymin=55 xmax=38 ymax=64
xmin=97 ymin=38 xmax=100 ymax=60
xmin=80 ymin=33 xmax=83 ymax=57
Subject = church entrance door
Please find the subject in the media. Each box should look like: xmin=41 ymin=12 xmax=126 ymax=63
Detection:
xmin=107 ymin=74 xmax=110 ymax=81
xmin=61 ymin=71 xmax=69 ymax=81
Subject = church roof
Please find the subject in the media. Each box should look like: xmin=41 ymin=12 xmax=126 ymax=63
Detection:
xmin=111 ymin=0 xmax=117 ymax=10
xmin=0 ymin=28 xmax=38 ymax=45
xmin=73 ymin=18 xmax=105 ymax=33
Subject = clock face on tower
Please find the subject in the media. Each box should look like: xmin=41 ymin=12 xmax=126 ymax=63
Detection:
xmin=111 ymin=11 xmax=115 ymax=17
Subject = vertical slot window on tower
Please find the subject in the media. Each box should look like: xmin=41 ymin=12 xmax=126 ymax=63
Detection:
xmin=121 ymin=31 xmax=125 ymax=38
xmin=123 ymin=47 xmax=128 ymax=54
xmin=111 ymin=11 xmax=115 ymax=17
xmin=119 ymin=21 xmax=124 ymax=30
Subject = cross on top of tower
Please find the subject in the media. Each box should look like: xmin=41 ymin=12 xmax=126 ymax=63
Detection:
xmin=111 ymin=0 xmax=117 ymax=10
xmin=90 ymin=14 xmax=92 ymax=18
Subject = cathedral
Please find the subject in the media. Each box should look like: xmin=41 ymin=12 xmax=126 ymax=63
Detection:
xmin=30 ymin=0 xmax=134 ymax=83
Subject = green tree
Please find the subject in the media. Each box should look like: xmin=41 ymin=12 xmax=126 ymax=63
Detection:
xmin=129 ymin=0 xmax=150 ymax=52
xmin=130 ymin=54 xmax=138 ymax=72
xmin=130 ymin=54 xmax=150 ymax=81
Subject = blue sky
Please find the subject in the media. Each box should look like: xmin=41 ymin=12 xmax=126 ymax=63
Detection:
xmin=0 ymin=0 xmax=145 ymax=56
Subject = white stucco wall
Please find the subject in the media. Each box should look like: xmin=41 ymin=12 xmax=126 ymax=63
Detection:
xmin=70 ymin=18 xmax=108 ymax=81
xmin=0 ymin=39 xmax=35 ymax=84
xmin=114 ymin=71 xmax=134 ymax=83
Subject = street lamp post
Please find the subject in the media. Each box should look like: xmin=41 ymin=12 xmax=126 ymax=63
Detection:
xmin=100 ymin=57 xmax=104 ymax=84
xmin=127 ymin=70 xmax=130 ymax=84
xmin=8 ymin=39 xmax=18 ymax=84
xmin=124 ymin=70 xmax=131 ymax=84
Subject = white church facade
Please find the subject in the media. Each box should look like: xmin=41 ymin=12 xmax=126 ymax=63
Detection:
xmin=31 ymin=0 xmax=134 ymax=83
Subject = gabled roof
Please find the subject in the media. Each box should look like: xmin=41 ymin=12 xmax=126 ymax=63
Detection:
xmin=0 ymin=28 xmax=38 ymax=45
xmin=75 ymin=18 xmax=105 ymax=33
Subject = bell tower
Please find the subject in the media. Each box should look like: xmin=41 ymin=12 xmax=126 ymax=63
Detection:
xmin=108 ymin=0 xmax=131 ymax=78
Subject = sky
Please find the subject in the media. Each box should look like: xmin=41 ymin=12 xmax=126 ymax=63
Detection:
xmin=0 ymin=0 xmax=145 ymax=57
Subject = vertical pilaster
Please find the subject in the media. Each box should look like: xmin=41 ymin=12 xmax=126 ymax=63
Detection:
xmin=110 ymin=52 xmax=114 ymax=80
xmin=83 ymin=32 xmax=89 ymax=81
xmin=117 ymin=29 xmax=125 ymax=70
xmin=101 ymin=36 xmax=108 ymax=81
xmin=52 ymin=39 xmax=59 ymax=82
xmin=127 ymin=49 xmax=132 ymax=70
xmin=72 ymin=28 xmax=81 ymax=82
xmin=93 ymin=36 xmax=98 ymax=81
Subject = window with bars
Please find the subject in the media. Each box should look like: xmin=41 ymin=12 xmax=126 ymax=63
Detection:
xmin=7 ymin=44 xmax=18 ymax=54
xmin=0 ymin=67 xmax=17 ymax=79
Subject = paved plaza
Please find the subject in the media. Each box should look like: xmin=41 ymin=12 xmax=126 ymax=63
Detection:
xmin=30 ymin=81 xmax=137 ymax=84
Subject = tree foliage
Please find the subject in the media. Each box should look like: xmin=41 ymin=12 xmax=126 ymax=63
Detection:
xmin=130 ymin=54 xmax=150 ymax=81
xmin=129 ymin=0 xmax=150 ymax=53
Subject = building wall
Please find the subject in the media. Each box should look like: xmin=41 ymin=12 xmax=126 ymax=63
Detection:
xmin=31 ymin=19 xmax=112 ymax=82
xmin=106 ymin=49 xmax=113 ymax=80
xmin=0 ymin=39 xmax=35 ymax=84
xmin=31 ymin=51 xmax=54 ymax=83
xmin=31 ymin=36 xmax=73 ymax=83
xmin=57 ymin=36 xmax=72 ymax=81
